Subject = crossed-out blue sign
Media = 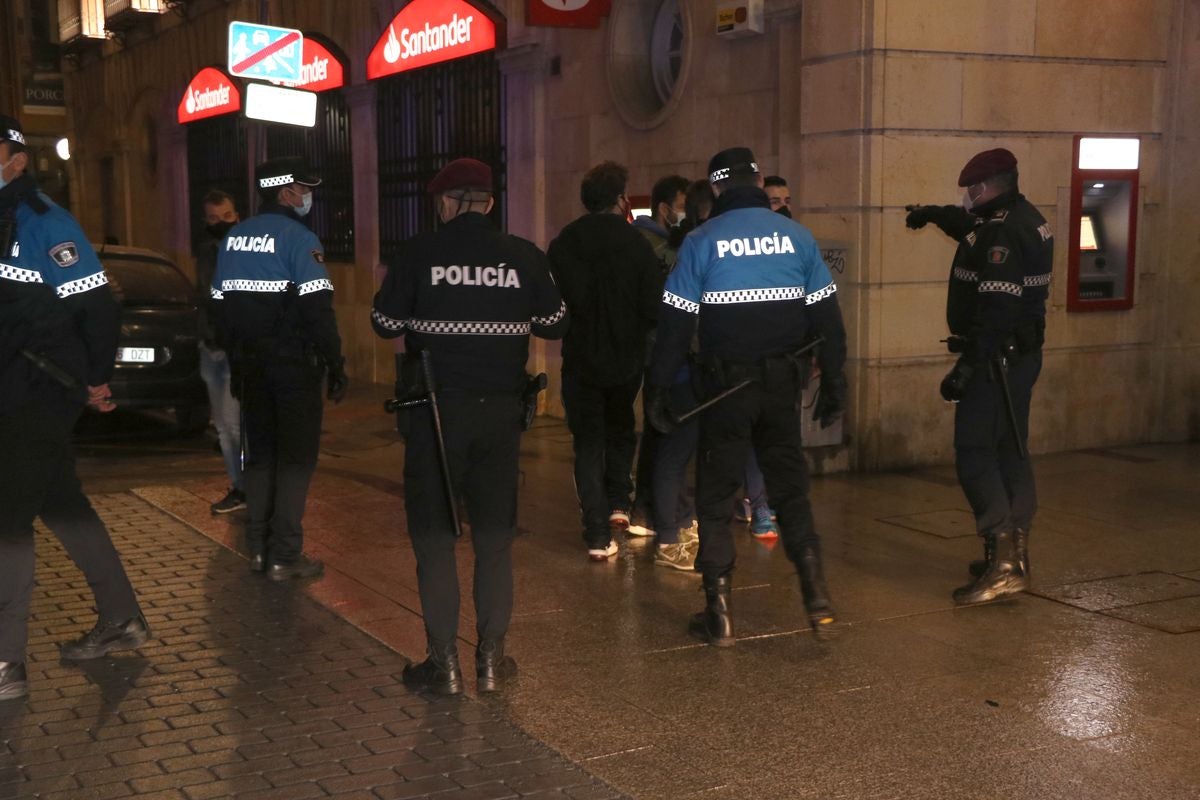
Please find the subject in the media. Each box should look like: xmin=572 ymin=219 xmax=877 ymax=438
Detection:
xmin=228 ymin=21 xmax=304 ymax=81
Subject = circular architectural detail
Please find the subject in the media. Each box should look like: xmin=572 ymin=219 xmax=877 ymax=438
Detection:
xmin=607 ymin=0 xmax=690 ymax=130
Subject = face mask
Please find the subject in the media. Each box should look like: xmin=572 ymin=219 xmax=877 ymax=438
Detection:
xmin=206 ymin=220 xmax=235 ymax=240
xmin=295 ymin=191 xmax=313 ymax=217
xmin=775 ymin=205 xmax=792 ymax=218
xmin=961 ymin=190 xmax=974 ymax=212
xmin=671 ymin=208 xmax=686 ymax=227
xmin=0 ymin=157 xmax=14 ymax=191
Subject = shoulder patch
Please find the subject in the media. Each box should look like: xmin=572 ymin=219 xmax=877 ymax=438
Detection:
xmin=988 ymin=246 xmax=1010 ymax=265
xmin=988 ymin=210 xmax=1010 ymax=224
xmin=49 ymin=242 xmax=80 ymax=268
xmin=311 ymin=250 xmax=325 ymax=264
xmin=965 ymin=231 xmax=978 ymax=247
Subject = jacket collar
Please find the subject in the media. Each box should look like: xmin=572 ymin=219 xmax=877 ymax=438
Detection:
xmin=711 ymin=185 xmax=771 ymax=217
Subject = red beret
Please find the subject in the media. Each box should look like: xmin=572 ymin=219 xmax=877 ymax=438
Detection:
xmin=428 ymin=158 xmax=493 ymax=195
xmin=958 ymin=148 xmax=1018 ymax=187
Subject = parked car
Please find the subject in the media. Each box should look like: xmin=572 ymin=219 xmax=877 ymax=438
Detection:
xmin=96 ymin=244 xmax=209 ymax=432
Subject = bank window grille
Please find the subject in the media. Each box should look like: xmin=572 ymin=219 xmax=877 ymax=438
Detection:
xmin=186 ymin=115 xmax=246 ymax=249
xmin=376 ymin=51 xmax=506 ymax=262
xmin=265 ymin=92 xmax=355 ymax=262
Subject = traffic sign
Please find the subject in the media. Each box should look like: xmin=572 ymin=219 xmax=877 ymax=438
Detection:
xmin=228 ymin=21 xmax=304 ymax=81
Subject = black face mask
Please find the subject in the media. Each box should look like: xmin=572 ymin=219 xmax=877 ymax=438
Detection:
xmin=775 ymin=206 xmax=793 ymax=219
xmin=206 ymin=220 xmax=236 ymax=240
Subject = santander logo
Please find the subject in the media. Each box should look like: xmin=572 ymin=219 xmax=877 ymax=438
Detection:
xmin=178 ymin=67 xmax=240 ymax=123
xmin=367 ymin=0 xmax=498 ymax=79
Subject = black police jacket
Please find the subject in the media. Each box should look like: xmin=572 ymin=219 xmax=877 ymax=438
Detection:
xmin=939 ymin=190 xmax=1052 ymax=363
xmin=371 ymin=212 xmax=568 ymax=394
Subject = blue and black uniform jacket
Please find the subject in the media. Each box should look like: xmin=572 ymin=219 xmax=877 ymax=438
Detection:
xmin=210 ymin=203 xmax=342 ymax=368
xmin=649 ymin=186 xmax=847 ymax=388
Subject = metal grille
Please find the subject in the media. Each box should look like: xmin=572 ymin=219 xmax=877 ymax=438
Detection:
xmin=376 ymin=52 xmax=506 ymax=262
xmin=186 ymin=115 xmax=246 ymax=247
xmin=265 ymin=91 xmax=355 ymax=261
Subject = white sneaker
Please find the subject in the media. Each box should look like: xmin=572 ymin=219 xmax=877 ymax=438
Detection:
xmin=588 ymin=541 xmax=619 ymax=562
xmin=655 ymin=542 xmax=697 ymax=572
xmin=626 ymin=524 xmax=656 ymax=538
xmin=608 ymin=510 xmax=630 ymax=530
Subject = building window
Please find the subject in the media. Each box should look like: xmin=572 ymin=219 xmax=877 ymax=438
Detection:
xmin=608 ymin=0 xmax=691 ymax=129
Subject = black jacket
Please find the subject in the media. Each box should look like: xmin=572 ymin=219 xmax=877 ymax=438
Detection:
xmin=371 ymin=212 xmax=567 ymax=394
xmin=548 ymin=212 xmax=663 ymax=385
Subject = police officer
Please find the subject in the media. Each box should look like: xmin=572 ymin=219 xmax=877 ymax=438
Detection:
xmin=371 ymin=158 xmax=567 ymax=694
xmin=211 ymin=156 xmax=347 ymax=582
xmin=648 ymin=147 xmax=848 ymax=645
xmin=905 ymin=148 xmax=1051 ymax=604
xmin=0 ymin=115 xmax=150 ymax=700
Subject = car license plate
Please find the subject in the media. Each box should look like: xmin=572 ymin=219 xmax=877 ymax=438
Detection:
xmin=119 ymin=347 xmax=155 ymax=363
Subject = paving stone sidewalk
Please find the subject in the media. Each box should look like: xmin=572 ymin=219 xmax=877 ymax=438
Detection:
xmin=0 ymin=493 xmax=625 ymax=800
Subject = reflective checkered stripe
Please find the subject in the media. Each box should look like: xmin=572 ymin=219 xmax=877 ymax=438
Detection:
xmin=408 ymin=319 xmax=532 ymax=336
xmin=56 ymin=271 xmax=109 ymax=298
xmin=297 ymin=278 xmax=333 ymax=296
xmin=259 ymin=174 xmax=294 ymax=188
xmin=953 ymin=267 xmax=978 ymax=282
xmin=979 ymin=280 xmax=1023 ymax=296
xmin=211 ymin=287 xmax=224 ymax=300
xmin=372 ymin=308 xmax=405 ymax=332
xmin=663 ymin=290 xmax=700 ymax=314
xmin=1024 ymin=272 xmax=1052 ymax=287
xmin=701 ymin=286 xmax=805 ymax=305
xmin=0 ymin=262 xmax=44 ymax=284
xmin=804 ymin=283 xmax=837 ymax=305
xmin=221 ymin=279 xmax=291 ymax=293
xmin=533 ymin=301 xmax=566 ymax=326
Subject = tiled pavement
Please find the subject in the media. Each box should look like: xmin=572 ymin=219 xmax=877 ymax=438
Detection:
xmin=0 ymin=493 xmax=625 ymax=800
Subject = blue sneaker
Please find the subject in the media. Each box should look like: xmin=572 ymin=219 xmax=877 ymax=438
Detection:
xmin=750 ymin=508 xmax=779 ymax=540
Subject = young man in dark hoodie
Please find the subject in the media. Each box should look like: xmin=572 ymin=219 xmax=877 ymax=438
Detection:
xmin=548 ymin=161 xmax=663 ymax=562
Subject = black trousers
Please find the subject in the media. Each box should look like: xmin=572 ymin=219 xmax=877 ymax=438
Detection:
xmin=0 ymin=401 xmax=141 ymax=662
xmin=632 ymin=388 xmax=661 ymax=517
xmin=404 ymin=392 xmax=523 ymax=648
xmin=954 ymin=351 xmax=1041 ymax=537
xmin=560 ymin=369 xmax=642 ymax=547
xmin=240 ymin=361 xmax=324 ymax=565
xmin=694 ymin=380 xmax=817 ymax=578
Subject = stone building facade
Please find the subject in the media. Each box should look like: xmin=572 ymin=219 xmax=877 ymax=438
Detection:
xmin=56 ymin=0 xmax=1200 ymax=469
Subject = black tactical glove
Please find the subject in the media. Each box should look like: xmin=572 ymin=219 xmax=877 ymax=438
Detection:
xmin=327 ymin=358 xmax=349 ymax=404
xmin=812 ymin=372 xmax=847 ymax=429
xmin=646 ymin=385 xmax=675 ymax=435
xmin=904 ymin=204 xmax=936 ymax=230
xmin=940 ymin=359 xmax=975 ymax=403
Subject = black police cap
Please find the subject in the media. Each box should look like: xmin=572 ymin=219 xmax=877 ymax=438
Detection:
xmin=0 ymin=114 xmax=26 ymax=147
xmin=255 ymin=156 xmax=321 ymax=192
xmin=708 ymin=147 xmax=759 ymax=184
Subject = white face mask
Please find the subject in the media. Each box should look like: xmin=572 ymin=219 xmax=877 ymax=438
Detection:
xmin=671 ymin=208 xmax=686 ymax=227
xmin=0 ymin=156 xmax=15 ymax=191
xmin=295 ymin=190 xmax=313 ymax=217
xmin=961 ymin=190 xmax=974 ymax=212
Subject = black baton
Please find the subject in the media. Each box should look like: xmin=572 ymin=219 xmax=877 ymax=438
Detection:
xmin=21 ymin=349 xmax=78 ymax=389
xmin=670 ymin=336 xmax=825 ymax=425
xmin=993 ymin=355 xmax=1028 ymax=460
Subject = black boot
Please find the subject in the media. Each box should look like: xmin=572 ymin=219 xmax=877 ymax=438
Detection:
xmin=60 ymin=614 xmax=152 ymax=661
xmin=1014 ymin=527 xmax=1030 ymax=581
xmin=266 ymin=554 xmax=324 ymax=582
xmin=798 ymin=544 xmax=836 ymax=630
xmin=688 ymin=574 xmax=735 ymax=647
xmin=967 ymin=533 xmax=996 ymax=578
xmin=0 ymin=662 xmax=28 ymax=702
xmin=953 ymin=530 xmax=1029 ymax=605
xmin=476 ymin=639 xmax=517 ymax=693
xmin=402 ymin=643 xmax=463 ymax=696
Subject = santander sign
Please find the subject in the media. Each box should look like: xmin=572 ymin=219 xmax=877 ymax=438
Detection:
xmin=177 ymin=67 xmax=240 ymax=124
xmin=275 ymin=38 xmax=345 ymax=93
xmin=367 ymin=0 xmax=498 ymax=80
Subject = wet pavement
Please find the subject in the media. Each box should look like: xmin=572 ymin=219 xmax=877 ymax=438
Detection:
xmin=5 ymin=388 xmax=1200 ymax=798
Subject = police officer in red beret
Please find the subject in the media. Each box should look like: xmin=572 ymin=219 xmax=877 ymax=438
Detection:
xmin=372 ymin=158 xmax=568 ymax=694
xmin=905 ymin=148 xmax=1052 ymax=604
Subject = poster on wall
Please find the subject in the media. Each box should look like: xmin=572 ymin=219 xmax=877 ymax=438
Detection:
xmin=526 ymin=0 xmax=607 ymax=28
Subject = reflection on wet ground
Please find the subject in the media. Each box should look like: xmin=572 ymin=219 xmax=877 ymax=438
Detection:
xmin=14 ymin=390 xmax=1200 ymax=798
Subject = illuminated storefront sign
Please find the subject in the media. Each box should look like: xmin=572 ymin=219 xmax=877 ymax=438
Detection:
xmin=367 ymin=0 xmax=499 ymax=79
xmin=275 ymin=38 xmax=346 ymax=93
xmin=177 ymin=67 xmax=240 ymax=124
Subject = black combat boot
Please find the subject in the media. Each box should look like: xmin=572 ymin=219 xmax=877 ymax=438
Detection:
xmin=953 ymin=530 xmax=1029 ymax=605
xmin=688 ymin=574 xmax=735 ymax=647
xmin=0 ymin=662 xmax=28 ymax=702
xmin=475 ymin=639 xmax=517 ymax=693
xmin=967 ymin=533 xmax=996 ymax=578
xmin=798 ymin=544 xmax=836 ymax=630
xmin=402 ymin=642 xmax=463 ymax=696
xmin=1014 ymin=527 xmax=1030 ymax=581
xmin=60 ymin=614 xmax=152 ymax=661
